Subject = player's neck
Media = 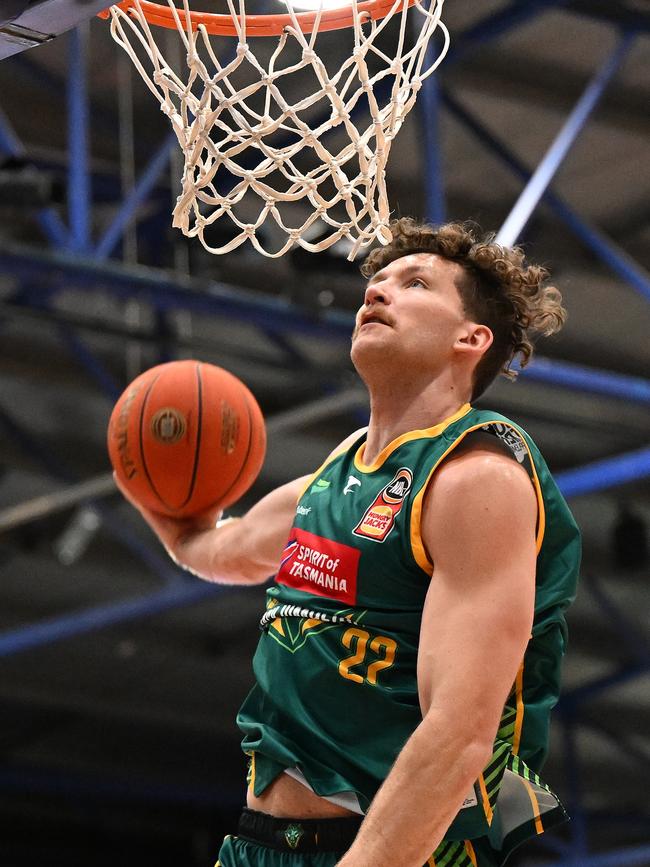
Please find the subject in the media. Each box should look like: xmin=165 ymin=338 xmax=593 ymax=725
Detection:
xmin=362 ymin=378 xmax=470 ymax=465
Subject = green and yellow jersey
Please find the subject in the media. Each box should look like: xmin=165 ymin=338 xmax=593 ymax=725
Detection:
xmin=237 ymin=404 xmax=581 ymax=863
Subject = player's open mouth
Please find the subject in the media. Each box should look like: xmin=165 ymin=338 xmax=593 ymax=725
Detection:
xmin=359 ymin=313 xmax=391 ymax=328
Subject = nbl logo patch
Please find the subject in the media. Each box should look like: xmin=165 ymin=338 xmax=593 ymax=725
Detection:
xmin=353 ymin=467 xmax=413 ymax=543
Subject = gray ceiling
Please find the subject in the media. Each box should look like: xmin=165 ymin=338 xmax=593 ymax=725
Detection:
xmin=0 ymin=1 xmax=649 ymax=865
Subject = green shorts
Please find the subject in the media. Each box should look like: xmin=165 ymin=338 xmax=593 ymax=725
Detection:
xmin=217 ymin=835 xmax=339 ymax=867
xmin=216 ymin=815 xmax=500 ymax=867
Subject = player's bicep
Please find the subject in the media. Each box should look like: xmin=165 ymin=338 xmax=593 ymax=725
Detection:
xmin=417 ymin=452 xmax=537 ymax=737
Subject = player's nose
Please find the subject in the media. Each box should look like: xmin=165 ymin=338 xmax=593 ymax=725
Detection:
xmin=364 ymin=280 xmax=392 ymax=307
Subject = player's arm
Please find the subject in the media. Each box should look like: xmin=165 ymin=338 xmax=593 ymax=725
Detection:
xmin=336 ymin=445 xmax=537 ymax=867
xmin=115 ymin=472 xmax=309 ymax=584
xmin=115 ymin=428 xmax=366 ymax=586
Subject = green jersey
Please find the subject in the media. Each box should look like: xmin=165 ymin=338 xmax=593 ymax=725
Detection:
xmin=238 ymin=404 xmax=581 ymax=862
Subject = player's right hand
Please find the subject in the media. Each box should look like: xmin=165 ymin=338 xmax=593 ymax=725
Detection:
xmin=113 ymin=471 xmax=222 ymax=561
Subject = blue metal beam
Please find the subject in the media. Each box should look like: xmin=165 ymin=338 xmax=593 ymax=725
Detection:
xmin=58 ymin=323 xmax=123 ymax=400
xmin=0 ymin=240 xmax=357 ymax=339
xmin=442 ymin=89 xmax=650 ymax=303
xmin=67 ymin=26 xmax=91 ymax=253
xmin=0 ymin=403 xmax=185 ymax=585
xmin=2 ymin=241 xmax=650 ymax=407
xmin=547 ymin=194 xmax=650 ymax=303
xmin=420 ymin=73 xmax=445 ymax=224
xmin=496 ymin=32 xmax=635 ymax=247
xmin=94 ymin=132 xmax=176 ymax=260
xmin=446 ymin=0 xmax=570 ymax=64
xmin=0 ymin=580 xmax=223 ymax=657
xmin=556 ymin=446 xmax=650 ymax=498
xmin=560 ymin=661 xmax=648 ymax=709
xmin=0 ymin=105 xmax=69 ymax=247
xmin=520 ymin=356 xmax=650 ymax=404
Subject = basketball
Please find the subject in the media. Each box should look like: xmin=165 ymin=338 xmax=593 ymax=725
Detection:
xmin=107 ymin=360 xmax=266 ymax=517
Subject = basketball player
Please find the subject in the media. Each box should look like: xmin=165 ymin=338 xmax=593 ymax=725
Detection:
xmin=116 ymin=219 xmax=581 ymax=867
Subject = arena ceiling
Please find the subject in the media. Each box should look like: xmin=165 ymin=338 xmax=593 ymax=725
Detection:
xmin=0 ymin=1 xmax=648 ymax=865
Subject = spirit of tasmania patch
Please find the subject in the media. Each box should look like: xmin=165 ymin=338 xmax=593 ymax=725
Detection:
xmin=276 ymin=527 xmax=361 ymax=605
xmin=353 ymin=467 xmax=413 ymax=543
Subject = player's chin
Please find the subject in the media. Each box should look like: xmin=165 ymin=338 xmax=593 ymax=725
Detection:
xmin=350 ymin=329 xmax=390 ymax=365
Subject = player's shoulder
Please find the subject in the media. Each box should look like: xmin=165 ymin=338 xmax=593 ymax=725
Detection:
xmin=422 ymin=437 xmax=538 ymax=552
xmin=430 ymin=433 xmax=534 ymax=504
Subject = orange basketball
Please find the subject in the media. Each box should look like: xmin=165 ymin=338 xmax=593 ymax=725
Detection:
xmin=107 ymin=360 xmax=266 ymax=517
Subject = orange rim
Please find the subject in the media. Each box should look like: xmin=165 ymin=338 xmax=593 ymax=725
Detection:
xmin=102 ymin=0 xmax=415 ymax=37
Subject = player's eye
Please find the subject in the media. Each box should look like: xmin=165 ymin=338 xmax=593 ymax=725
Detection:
xmin=408 ymin=277 xmax=427 ymax=289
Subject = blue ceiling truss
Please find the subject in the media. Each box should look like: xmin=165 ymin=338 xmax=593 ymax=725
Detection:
xmin=0 ymin=1 xmax=648 ymax=864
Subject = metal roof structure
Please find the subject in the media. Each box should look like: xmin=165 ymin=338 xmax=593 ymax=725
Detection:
xmin=0 ymin=1 xmax=648 ymax=865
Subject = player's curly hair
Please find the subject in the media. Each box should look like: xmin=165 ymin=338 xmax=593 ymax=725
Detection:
xmin=361 ymin=218 xmax=567 ymax=400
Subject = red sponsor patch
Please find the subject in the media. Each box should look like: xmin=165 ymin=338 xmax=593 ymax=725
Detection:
xmin=276 ymin=528 xmax=360 ymax=605
xmin=353 ymin=467 xmax=413 ymax=542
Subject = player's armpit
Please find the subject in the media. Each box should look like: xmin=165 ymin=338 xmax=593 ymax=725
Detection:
xmin=417 ymin=447 xmax=537 ymax=738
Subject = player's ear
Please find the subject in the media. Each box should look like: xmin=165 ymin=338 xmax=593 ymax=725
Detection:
xmin=454 ymin=323 xmax=493 ymax=358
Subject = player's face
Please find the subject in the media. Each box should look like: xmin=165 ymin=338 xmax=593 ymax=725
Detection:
xmin=351 ymin=252 xmax=471 ymax=375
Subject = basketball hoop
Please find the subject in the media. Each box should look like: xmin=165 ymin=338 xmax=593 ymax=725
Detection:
xmin=104 ymin=0 xmax=449 ymax=257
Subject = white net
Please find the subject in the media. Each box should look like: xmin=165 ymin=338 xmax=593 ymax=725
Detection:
xmin=108 ymin=0 xmax=449 ymax=258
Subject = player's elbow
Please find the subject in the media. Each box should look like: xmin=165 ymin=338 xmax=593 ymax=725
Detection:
xmin=458 ymin=737 xmax=496 ymax=792
xmin=422 ymin=715 xmax=494 ymax=784
xmin=169 ymin=535 xmax=271 ymax=585
xmin=421 ymin=697 xmax=505 ymax=779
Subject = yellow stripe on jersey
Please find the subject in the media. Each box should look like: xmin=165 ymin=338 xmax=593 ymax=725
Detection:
xmin=521 ymin=776 xmax=545 ymax=835
xmin=513 ymin=661 xmax=525 ymax=755
xmin=270 ymin=618 xmax=285 ymax=636
xmin=409 ymin=419 xmax=547 ymax=575
xmin=478 ymin=772 xmax=494 ymax=826
xmin=353 ymin=404 xmax=471 ymax=474
xmin=298 ymin=428 xmax=368 ymax=499
xmin=464 ymin=840 xmax=478 ymax=867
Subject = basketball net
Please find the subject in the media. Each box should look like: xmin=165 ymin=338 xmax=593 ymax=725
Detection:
xmin=107 ymin=0 xmax=449 ymax=257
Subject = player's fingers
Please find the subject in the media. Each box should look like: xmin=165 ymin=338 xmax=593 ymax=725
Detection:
xmin=112 ymin=471 xmax=141 ymax=509
xmin=113 ymin=472 xmax=220 ymax=542
xmin=113 ymin=472 xmax=179 ymax=537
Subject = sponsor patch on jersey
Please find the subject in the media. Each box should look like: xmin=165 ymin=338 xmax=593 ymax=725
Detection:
xmin=310 ymin=478 xmax=331 ymax=495
xmin=343 ymin=475 xmax=361 ymax=495
xmin=461 ymin=789 xmax=478 ymax=810
xmin=276 ymin=528 xmax=360 ymax=604
xmin=481 ymin=422 xmax=527 ymax=464
xmin=353 ymin=467 xmax=413 ymax=543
